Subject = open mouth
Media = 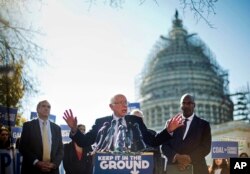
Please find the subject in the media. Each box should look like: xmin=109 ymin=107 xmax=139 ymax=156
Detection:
xmin=122 ymin=109 xmax=127 ymax=113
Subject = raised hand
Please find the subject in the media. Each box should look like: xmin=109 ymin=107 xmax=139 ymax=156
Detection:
xmin=63 ymin=109 xmax=78 ymax=132
xmin=166 ymin=113 xmax=183 ymax=133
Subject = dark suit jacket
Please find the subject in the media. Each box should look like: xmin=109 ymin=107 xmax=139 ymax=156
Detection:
xmin=19 ymin=119 xmax=64 ymax=174
xmin=161 ymin=115 xmax=211 ymax=174
xmin=63 ymin=141 xmax=92 ymax=174
xmin=71 ymin=115 xmax=171 ymax=149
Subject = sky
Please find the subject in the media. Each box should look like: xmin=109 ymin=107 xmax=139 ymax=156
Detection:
xmin=24 ymin=0 xmax=250 ymax=130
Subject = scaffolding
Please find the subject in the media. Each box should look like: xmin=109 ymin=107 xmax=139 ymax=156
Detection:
xmin=136 ymin=11 xmax=234 ymax=129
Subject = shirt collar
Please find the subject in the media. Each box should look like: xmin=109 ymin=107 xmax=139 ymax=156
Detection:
xmin=112 ymin=114 xmax=125 ymax=120
xmin=112 ymin=114 xmax=126 ymax=126
xmin=38 ymin=118 xmax=49 ymax=125
xmin=182 ymin=113 xmax=194 ymax=121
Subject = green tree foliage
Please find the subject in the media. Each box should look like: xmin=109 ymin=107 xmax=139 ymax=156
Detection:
xmin=0 ymin=60 xmax=24 ymax=108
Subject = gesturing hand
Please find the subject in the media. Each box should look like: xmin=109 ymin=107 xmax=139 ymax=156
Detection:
xmin=63 ymin=109 xmax=78 ymax=133
xmin=166 ymin=113 xmax=183 ymax=133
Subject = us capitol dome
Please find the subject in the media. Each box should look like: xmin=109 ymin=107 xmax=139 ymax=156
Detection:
xmin=137 ymin=11 xmax=234 ymax=131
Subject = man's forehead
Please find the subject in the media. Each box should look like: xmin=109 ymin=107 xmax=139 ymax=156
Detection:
xmin=40 ymin=101 xmax=50 ymax=106
xmin=115 ymin=95 xmax=126 ymax=100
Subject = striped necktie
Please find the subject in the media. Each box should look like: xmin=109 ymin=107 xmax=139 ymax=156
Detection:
xmin=42 ymin=121 xmax=50 ymax=161
xmin=118 ymin=118 xmax=123 ymax=128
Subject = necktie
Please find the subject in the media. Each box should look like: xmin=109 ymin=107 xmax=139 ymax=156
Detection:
xmin=118 ymin=118 xmax=123 ymax=128
xmin=113 ymin=118 xmax=123 ymax=150
xmin=115 ymin=118 xmax=125 ymax=151
xmin=181 ymin=118 xmax=188 ymax=139
xmin=42 ymin=121 xmax=50 ymax=161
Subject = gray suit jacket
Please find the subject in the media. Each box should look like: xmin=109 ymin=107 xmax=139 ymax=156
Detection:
xmin=19 ymin=119 xmax=63 ymax=174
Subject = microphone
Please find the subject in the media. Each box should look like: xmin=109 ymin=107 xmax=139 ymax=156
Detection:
xmin=99 ymin=122 xmax=110 ymax=133
xmin=125 ymin=122 xmax=133 ymax=151
xmin=132 ymin=123 xmax=147 ymax=152
xmin=94 ymin=122 xmax=110 ymax=151
xmin=114 ymin=124 xmax=127 ymax=152
xmin=100 ymin=119 xmax=116 ymax=152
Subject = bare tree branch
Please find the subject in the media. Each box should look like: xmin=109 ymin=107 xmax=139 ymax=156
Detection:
xmin=179 ymin=0 xmax=217 ymax=28
xmin=84 ymin=0 xmax=217 ymax=27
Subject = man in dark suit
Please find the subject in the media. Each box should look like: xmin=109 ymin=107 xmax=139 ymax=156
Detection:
xmin=63 ymin=94 xmax=183 ymax=152
xmin=19 ymin=100 xmax=63 ymax=174
xmin=161 ymin=93 xmax=211 ymax=174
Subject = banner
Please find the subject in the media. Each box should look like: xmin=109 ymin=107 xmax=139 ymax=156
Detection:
xmin=128 ymin=102 xmax=140 ymax=113
xmin=0 ymin=105 xmax=18 ymax=127
xmin=30 ymin=112 xmax=56 ymax=123
xmin=211 ymin=141 xmax=238 ymax=158
xmin=60 ymin=124 xmax=71 ymax=143
xmin=11 ymin=127 xmax=22 ymax=144
xmin=93 ymin=152 xmax=154 ymax=174
xmin=0 ymin=149 xmax=22 ymax=174
xmin=49 ymin=114 xmax=56 ymax=123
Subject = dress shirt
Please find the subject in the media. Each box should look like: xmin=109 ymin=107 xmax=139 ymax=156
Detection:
xmin=112 ymin=114 xmax=126 ymax=144
xmin=33 ymin=118 xmax=52 ymax=165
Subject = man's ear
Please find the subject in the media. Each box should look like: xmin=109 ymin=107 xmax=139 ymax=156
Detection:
xmin=109 ymin=104 xmax=113 ymax=110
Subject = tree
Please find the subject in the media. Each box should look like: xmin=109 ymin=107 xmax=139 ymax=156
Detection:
xmin=0 ymin=0 xmax=45 ymax=111
xmin=0 ymin=60 xmax=24 ymax=108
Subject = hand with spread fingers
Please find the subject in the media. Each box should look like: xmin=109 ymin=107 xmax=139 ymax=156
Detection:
xmin=166 ymin=113 xmax=183 ymax=133
xmin=63 ymin=109 xmax=78 ymax=133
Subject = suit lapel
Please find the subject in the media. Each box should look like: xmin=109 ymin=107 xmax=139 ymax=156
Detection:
xmin=34 ymin=119 xmax=43 ymax=154
xmin=50 ymin=123 xmax=55 ymax=154
xmin=107 ymin=116 xmax=113 ymax=123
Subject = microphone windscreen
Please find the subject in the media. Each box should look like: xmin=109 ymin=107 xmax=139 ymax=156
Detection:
xmin=103 ymin=122 xmax=110 ymax=127
xmin=111 ymin=119 xmax=116 ymax=126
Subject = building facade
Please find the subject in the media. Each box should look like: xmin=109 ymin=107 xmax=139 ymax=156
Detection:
xmin=137 ymin=11 xmax=234 ymax=131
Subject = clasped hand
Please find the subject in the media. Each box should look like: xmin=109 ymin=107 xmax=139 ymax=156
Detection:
xmin=36 ymin=161 xmax=56 ymax=172
xmin=175 ymin=154 xmax=192 ymax=171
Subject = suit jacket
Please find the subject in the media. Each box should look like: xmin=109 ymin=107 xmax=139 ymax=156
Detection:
xmin=71 ymin=115 xmax=171 ymax=150
xmin=161 ymin=115 xmax=211 ymax=174
xmin=19 ymin=119 xmax=64 ymax=174
xmin=63 ymin=141 xmax=92 ymax=174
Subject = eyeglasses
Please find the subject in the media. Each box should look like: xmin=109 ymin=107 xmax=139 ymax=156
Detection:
xmin=113 ymin=101 xmax=129 ymax=106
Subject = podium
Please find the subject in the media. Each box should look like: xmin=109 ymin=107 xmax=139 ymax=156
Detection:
xmin=93 ymin=152 xmax=154 ymax=174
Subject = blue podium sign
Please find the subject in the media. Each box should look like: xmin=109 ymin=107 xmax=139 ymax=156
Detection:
xmin=93 ymin=152 xmax=154 ymax=174
xmin=211 ymin=141 xmax=238 ymax=158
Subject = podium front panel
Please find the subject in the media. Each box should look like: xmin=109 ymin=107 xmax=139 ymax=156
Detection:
xmin=93 ymin=152 xmax=154 ymax=174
